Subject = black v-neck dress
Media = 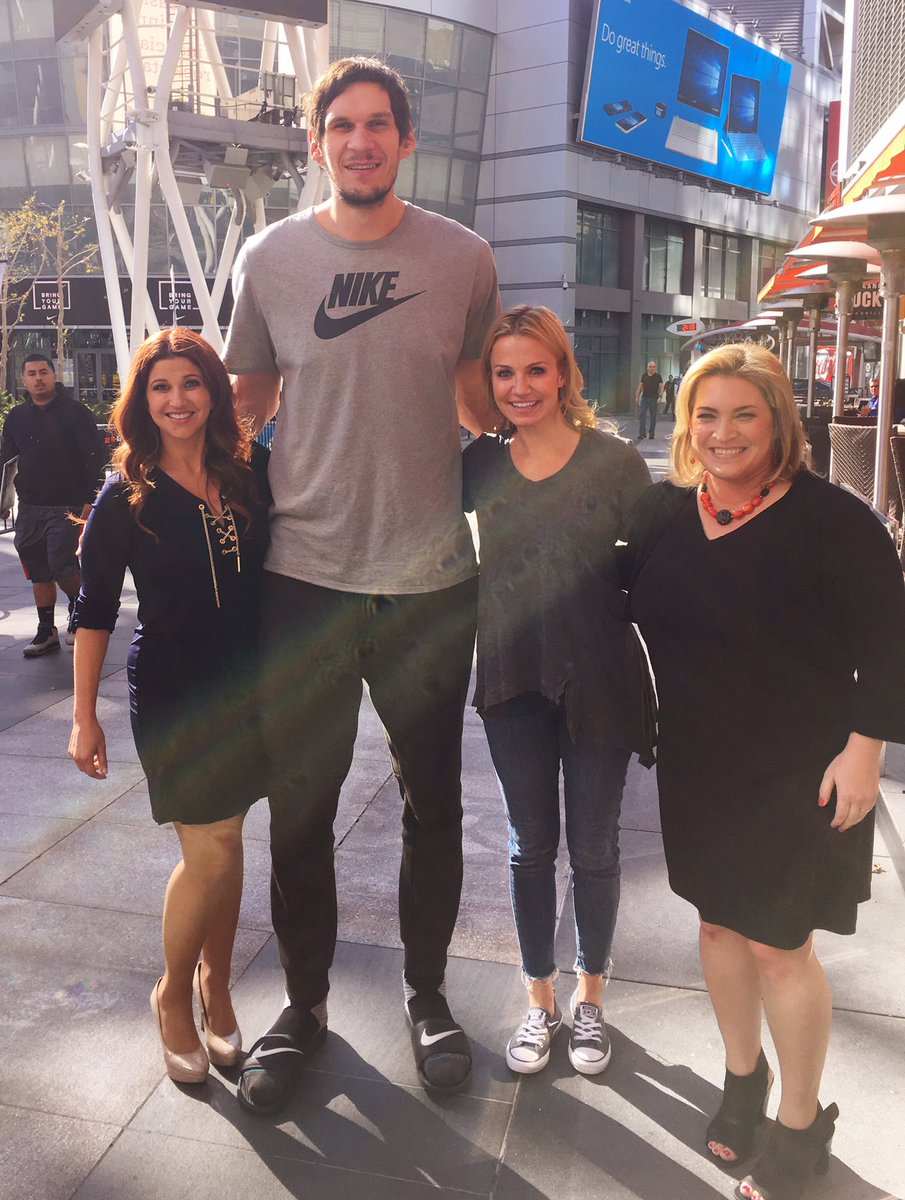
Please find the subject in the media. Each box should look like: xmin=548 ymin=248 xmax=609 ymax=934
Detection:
xmin=629 ymin=470 xmax=905 ymax=948
xmin=77 ymin=444 xmax=271 ymax=825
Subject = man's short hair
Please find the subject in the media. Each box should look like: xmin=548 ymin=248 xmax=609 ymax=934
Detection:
xmin=23 ymin=353 xmax=55 ymax=372
xmin=304 ymin=57 xmax=413 ymax=143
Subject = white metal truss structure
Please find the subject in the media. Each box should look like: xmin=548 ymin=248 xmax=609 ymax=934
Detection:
xmin=56 ymin=1 xmax=328 ymax=376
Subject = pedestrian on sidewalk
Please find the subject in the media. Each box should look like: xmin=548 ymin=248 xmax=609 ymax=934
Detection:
xmin=635 ymin=360 xmax=663 ymax=440
xmin=223 ymin=56 xmax=500 ymax=1115
xmin=624 ymin=342 xmax=905 ymax=1200
xmin=464 ymin=306 xmax=652 ymax=1078
xmin=69 ymin=329 xmax=271 ymax=1086
xmin=662 ymin=374 xmax=678 ymax=418
xmin=0 ymin=353 xmax=104 ymax=656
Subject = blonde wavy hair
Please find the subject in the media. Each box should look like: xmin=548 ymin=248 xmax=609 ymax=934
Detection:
xmin=482 ymin=305 xmax=598 ymax=435
xmin=670 ymin=342 xmax=807 ymax=486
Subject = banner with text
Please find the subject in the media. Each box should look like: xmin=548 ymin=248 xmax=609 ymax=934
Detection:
xmin=579 ymin=0 xmax=792 ymax=195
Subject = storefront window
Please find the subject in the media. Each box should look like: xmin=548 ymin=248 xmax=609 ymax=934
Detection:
xmin=15 ymin=58 xmax=65 ymax=126
xmin=577 ymin=204 xmax=621 ymax=289
xmin=0 ymin=60 xmax=17 ymax=127
xmin=0 ymin=136 xmax=27 ymax=189
xmin=425 ymin=19 xmax=461 ymax=85
xmin=334 ymin=1 xmax=385 ymax=58
xmin=757 ymin=239 xmax=788 ymax=291
xmin=459 ymin=27 xmax=493 ymax=93
xmin=60 ymin=55 xmax=89 ymax=126
xmin=645 ymin=219 xmax=685 ymax=294
xmin=11 ymin=0 xmax=54 ymax=42
xmin=447 ymin=157 xmax=478 ymax=226
xmin=415 ymin=153 xmax=450 ymax=208
xmin=395 ymin=154 xmax=415 ymax=202
xmin=0 ymin=4 xmax=11 ymax=57
xmin=640 ymin=314 xmax=680 ymax=380
xmin=574 ymin=309 xmax=623 ymax=410
xmin=454 ymin=89 xmax=485 ymax=153
xmin=25 ymin=135 xmax=70 ymax=186
xmin=420 ymin=81 xmax=456 ymax=146
xmin=385 ymin=9 xmax=425 ymax=78
xmin=704 ymin=232 xmax=742 ymax=299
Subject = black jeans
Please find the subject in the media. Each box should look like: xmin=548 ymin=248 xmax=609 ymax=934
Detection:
xmin=259 ymin=571 xmax=478 ymax=1010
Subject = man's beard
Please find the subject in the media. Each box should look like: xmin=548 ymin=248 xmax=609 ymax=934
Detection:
xmin=336 ymin=182 xmax=395 ymax=207
xmin=331 ymin=164 xmax=399 ymax=208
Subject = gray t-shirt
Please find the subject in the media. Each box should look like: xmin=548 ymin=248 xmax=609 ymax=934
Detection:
xmin=223 ymin=204 xmax=500 ymax=594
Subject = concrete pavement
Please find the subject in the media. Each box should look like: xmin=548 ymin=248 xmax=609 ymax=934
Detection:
xmin=1 ymin=425 xmax=903 ymax=1200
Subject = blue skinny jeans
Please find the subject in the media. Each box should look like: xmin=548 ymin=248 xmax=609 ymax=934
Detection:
xmin=482 ymin=691 xmax=631 ymax=980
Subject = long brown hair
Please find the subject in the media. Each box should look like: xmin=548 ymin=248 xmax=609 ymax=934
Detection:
xmin=110 ymin=329 xmax=256 ymax=529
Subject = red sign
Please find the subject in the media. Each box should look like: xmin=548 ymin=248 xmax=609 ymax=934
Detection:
xmin=824 ymin=100 xmax=841 ymax=207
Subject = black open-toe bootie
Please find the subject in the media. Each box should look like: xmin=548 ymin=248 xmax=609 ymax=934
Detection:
xmin=706 ymin=1049 xmax=773 ymax=1164
xmin=734 ymin=1101 xmax=839 ymax=1200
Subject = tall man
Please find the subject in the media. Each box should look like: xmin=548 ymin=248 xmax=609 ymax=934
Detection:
xmin=0 ymin=354 xmax=104 ymax=656
xmin=635 ymin=360 xmax=664 ymax=440
xmin=223 ymin=57 xmax=500 ymax=1115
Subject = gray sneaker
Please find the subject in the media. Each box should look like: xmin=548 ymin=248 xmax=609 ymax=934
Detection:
xmin=506 ymin=1005 xmax=563 ymax=1074
xmin=23 ymin=626 xmax=60 ymax=657
xmin=568 ymin=989 xmax=612 ymax=1075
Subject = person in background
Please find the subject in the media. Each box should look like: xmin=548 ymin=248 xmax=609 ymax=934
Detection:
xmin=464 ymin=306 xmax=651 ymax=1077
xmin=0 ymin=354 xmax=104 ymax=656
xmin=69 ymin=329 xmax=271 ymax=1086
xmin=635 ymin=360 xmax=663 ymax=440
xmin=662 ymin=374 xmax=678 ymax=418
xmin=864 ymin=376 xmax=880 ymax=415
xmin=626 ymin=343 xmax=905 ymax=1200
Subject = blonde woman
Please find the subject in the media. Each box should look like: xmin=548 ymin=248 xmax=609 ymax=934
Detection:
xmin=463 ymin=306 xmax=651 ymax=1076
xmin=626 ymin=343 xmax=905 ymax=1200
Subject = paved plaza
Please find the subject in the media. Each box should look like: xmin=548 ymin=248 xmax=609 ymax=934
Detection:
xmin=1 ymin=424 xmax=903 ymax=1200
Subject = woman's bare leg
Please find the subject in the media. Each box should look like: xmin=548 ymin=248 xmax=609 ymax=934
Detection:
xmin=700 ymin=921 xmax=764 ymax=1073
xmin=156 ymin=813 xmax=245 ymax=1052
xmin=750 ymin=935 xmax=831 ymax=1130
xmin=699 ymin=920 xmax=765 ymax=1161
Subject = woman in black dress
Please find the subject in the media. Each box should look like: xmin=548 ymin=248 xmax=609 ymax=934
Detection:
xmin=627 ymin=343 xmax=905 ymax=1200
xmin=464 ymin=306 xmax=651 ymax=1077
xmin=69 ymin=329 xmax=270 ymax=1085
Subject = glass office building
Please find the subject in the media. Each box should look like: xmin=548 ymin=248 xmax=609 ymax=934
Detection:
xmin=0 ymin=0 xmax=842 ymax=412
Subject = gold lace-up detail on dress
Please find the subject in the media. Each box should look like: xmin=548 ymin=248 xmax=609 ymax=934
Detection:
xmin=199 ymin=503 xmax=241 ymax=609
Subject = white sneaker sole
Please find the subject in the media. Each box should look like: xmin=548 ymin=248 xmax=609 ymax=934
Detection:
xmin=568 ymin=1041 xmax=612 ymax=1075
xmin=506 ymin=1045 xmax=552 ymax=1074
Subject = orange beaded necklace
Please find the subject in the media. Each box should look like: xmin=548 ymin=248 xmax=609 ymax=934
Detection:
xmin=699 ymin=473 xmax=775 ymax=526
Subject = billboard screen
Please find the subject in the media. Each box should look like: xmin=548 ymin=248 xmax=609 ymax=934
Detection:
xmin=578 ymin=0 xmax=792 ymax=195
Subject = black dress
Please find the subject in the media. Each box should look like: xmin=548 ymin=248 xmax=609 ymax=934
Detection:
xmin=77 ymin=443 xmax=271 ymax=825
xmin=629 ymin=470 xmax=905 ymax=948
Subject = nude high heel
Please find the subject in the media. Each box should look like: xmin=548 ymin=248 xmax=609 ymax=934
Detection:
xmin=150 ymin=979 xmax=209 ymax=1084
xmin=193 ymin=962 xmax=242 ymax=1068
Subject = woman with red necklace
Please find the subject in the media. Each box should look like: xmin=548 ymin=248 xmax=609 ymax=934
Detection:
xmin=626 ymin=343 xmax=905 ymax=1200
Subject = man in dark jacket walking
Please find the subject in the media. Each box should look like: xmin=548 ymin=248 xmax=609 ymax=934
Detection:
xmin=0 ymin=353 xmax=105 ymax=656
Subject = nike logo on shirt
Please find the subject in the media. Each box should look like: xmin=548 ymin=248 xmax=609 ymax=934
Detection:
xmin=314 ymin=269 xmax=423 ymax=339
xmin=314 ymin=292 xmax=422 ymax=338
